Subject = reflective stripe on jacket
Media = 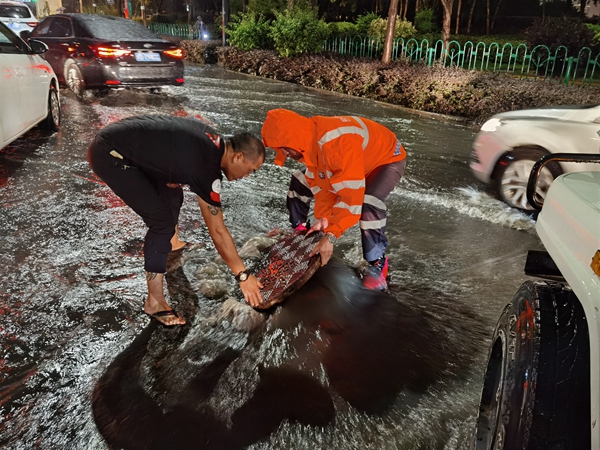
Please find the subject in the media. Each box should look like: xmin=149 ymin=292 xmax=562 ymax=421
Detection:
xmin=261 ymin=109 xmax=406 ymax=238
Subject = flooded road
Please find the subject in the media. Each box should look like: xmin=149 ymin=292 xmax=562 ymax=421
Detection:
xmin=0 ymin=63 xmax=543 ymax=449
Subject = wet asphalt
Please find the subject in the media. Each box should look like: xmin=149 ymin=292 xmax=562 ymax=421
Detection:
xmin=0 ymin=63 xmax=544 ymax=449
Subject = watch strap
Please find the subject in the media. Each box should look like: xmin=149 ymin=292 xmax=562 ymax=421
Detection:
xmin=235 ymin=270 xmax=250 ymax=282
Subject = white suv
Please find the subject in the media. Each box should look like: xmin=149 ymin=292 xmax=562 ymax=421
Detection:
xmin=0 ymin=20 xmax=60 ymax=149
xmin=0 ymin=1 xmax=38 ymax=34
xmin=473 ymin=153 xmax=600 ymax=450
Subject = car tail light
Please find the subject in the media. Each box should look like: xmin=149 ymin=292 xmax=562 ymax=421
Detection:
xmin=163 ymin=48 xmax=183 ymax=59
xmin=176 ymin=78 xmax=184 ymax=83
xmin=105 ymin=80 xmax=121 ymax=85
xmin=91 ymin=45 xmax=132 ymax=58
xmin=26 ymin=22 xmax=38 ymax=28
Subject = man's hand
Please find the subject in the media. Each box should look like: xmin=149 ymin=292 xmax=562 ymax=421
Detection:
xmin=306 ymin=217 xmax=328 ymax=236
xmin=310 ymin=236 xmax=334 ymax=265
xmin=239 ymin=275 xmax=264 ymax=307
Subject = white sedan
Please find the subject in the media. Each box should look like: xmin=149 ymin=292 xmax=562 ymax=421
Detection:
xmin=0 ymin=1 xmax=38 ymax=34
xmin=0 ymin=20 xmax=60 ymax=150
xmin=470 ymin=105 xmax=600 ymax=210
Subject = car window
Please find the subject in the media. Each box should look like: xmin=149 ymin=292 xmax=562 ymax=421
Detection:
xmin=79 ymin=16 xmax=164 ymax=41
xmin=47 ymin=17 xmax=73 ymax=38
xmin=0 ymin=5 xmax=32 ymax=18
xmin=0 ymin=21 xmax=26 ymax=54
xmin=32 ymin=17 xmax=52 ymax=37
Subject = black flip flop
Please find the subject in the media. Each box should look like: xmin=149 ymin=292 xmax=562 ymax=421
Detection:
xmin=147 ymin=309 xmax=184 ymax=327
xmin=170 ymin=242 xmax=194 ymax=253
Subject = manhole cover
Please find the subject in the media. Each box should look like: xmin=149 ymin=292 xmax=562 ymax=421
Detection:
xmin=254 ymin=231 xmax=323 ymax=309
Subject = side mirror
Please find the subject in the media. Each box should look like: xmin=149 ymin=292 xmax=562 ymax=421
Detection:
xmin=20 ymin=30 xmax=31 ymax=40
xmin=28 ymin=39 xmax=48 ymax=54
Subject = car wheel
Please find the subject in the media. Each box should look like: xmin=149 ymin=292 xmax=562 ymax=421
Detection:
xmin=40 ymin=85 xmax=60 ymax=131
xmin=66 ymin=63 xmax=85 ymax=98
xmin=473 ymin=281 xmax=590 ymax=450
xmin=492 ymin=147 xmax=562 ymax=210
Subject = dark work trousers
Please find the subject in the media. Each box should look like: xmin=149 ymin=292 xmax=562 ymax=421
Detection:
xmin=87 ymin=134 xmax=183 ymax=274
xmin=287 ymin=159 xmax=406 ymax=262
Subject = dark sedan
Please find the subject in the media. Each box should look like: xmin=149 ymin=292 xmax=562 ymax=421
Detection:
xmin=23 ymin=14 xmax=184 ymax=96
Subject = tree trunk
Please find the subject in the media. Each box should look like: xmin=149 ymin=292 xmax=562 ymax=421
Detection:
xmin=542 ymin=0 xmax=545 ymax=20
xmin=580 ymin=0 xmax=587 ymax=17
xmin=455 ymin=0 xmax=462 ymax=34
xmin=441 ymin=0 xmax=454 ymax=47
xmin=242 ymin=0 xmax=246 ymax=13
xmin=222 ymin=0 xmax=230 ymax=45
xmin=288 ymin=0 xmax=293 ymax=9
xmin=382 ymin=0 xmax=399 ymax=64
xmin=486 ymin=0 xmax=490 ymax=34
xmin=467 ymin=0 xmax=477 ymax=33
xmin=491 ymin=0 xmax=503 ymax=30
xmin=403 ymin=0 xmax=409 ymax=19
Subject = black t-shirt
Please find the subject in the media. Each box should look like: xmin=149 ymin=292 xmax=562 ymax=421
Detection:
xmin=98 ymin=115 xmax=224 ymax=207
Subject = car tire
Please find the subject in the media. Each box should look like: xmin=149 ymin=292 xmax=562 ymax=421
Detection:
xmin=40 ymin=85 xmax=60 ymax=131
xmin=66 ymin=63 xmax=85 ymax=98
xmin=492 ymin=147 xmax=563 ymax=210
xmin=474 ymin=281 xmax=590 ymax=450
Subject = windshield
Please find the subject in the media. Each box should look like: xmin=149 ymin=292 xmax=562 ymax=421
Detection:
xmin=79 ymin=16 xmax=165 ymax=41
xmin=0 ymin=5 xmax=32 ymax=18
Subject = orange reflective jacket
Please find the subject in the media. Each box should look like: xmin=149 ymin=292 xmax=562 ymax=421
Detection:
xmin=262 ymin=109 xmax=407 ymax=238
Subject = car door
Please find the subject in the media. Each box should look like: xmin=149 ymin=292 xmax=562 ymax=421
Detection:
xmin=0 ymin=22 xmax=51 ymax=145
xmin=0 ymin=22 xmax=26 ymax=146
xmin=31 ymin=16 xmax=74 ymax=81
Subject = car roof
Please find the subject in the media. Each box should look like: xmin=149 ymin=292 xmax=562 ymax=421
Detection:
xmin=53 ymin=13 xmax=137 ymax=22
xmin=46 ymin=14 xmax=168 ymax=42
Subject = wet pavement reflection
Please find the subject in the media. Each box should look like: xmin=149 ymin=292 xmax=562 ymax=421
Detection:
xmin=0 ymin=64 xmax=544 ymax=449
xmin=92 ymin=262 xmax=484 ymax=449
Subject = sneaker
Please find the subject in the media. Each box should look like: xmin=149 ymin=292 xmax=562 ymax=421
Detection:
xmin=363 ymin=257 xmax=389 ymax=290
xmin=293 ymin=223 xmax=308 ymax=233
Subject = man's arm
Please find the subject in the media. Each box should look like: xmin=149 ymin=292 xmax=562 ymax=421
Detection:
xmin=198 ymin=196 xmax=264 ymax=307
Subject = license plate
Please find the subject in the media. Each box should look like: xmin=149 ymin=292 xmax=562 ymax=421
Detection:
xmin=7 ymin=22 xmax=20 ymax=30
xmin=134 ymin=52 xmax=160 ymax=62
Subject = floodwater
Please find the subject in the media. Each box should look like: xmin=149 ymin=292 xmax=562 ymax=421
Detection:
xmin=0 ymin=63 xmax=543 ymax=449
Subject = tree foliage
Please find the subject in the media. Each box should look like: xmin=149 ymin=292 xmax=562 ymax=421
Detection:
xmin=226 ymin=13 xmax=274 ymax=50
xmin=269 ymin=6 xmax=331 ymax=57
xmin=246 ymin=0 xmax=286 ymax=16
xmin=414 ymin=9 xmax=436 ymax=33
xmin=368 ymin=16 xmax=417 ymax=40
xmin=328 ymin=21 xmax=359 ymax=35
xmin=524 ymin=17 xmax=595 ymax=53
xmin=355 ymin=12 xmax=380 ymax=35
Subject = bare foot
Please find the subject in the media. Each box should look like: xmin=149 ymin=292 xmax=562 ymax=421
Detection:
xmin=170 ymin=225 xmax=186 ymax=251
xmin=170 ymin=241 xmax=188 ymax=252
xmin=144 ymin=295 xmax=186 ymax=326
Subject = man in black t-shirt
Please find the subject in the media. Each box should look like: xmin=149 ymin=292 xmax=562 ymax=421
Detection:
xmin=88 ymin=115 xmax=265 ymax=326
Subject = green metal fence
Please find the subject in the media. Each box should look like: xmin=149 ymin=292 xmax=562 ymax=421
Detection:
xmin=323 ymin=36 xmax=600 ymax=86
xmin=148 ymin=22 xmax=198 ymax=40
xmin=147 ymin=24 xmax=599 ymax=86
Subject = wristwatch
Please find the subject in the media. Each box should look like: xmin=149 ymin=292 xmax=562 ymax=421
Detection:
xmin=235 ymin=270 xmax=250 ymax=282
xmin=325 ymin=232 xmax=337 ymax=244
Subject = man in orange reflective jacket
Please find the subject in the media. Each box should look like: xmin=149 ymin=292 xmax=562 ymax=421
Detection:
xmin=261 ymin=108 xmax=407 ymax=290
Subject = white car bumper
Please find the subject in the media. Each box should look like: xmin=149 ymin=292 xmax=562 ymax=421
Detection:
xmin=469 ymin=131 xmax=510 ymax=184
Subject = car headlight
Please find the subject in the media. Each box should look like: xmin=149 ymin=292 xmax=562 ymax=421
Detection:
xmin=480 ymin=118 xmax=503 ymax=132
